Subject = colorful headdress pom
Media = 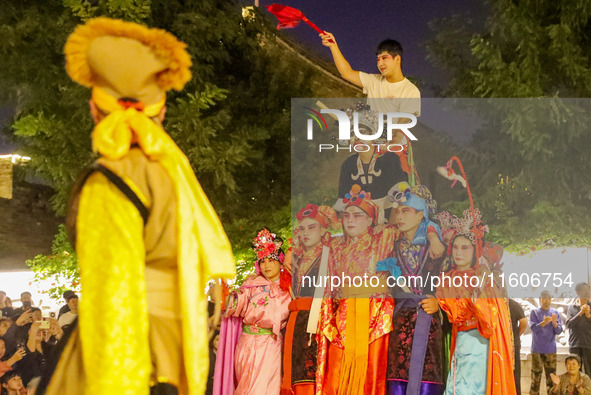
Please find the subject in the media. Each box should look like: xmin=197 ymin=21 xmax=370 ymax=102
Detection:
xmin=388 ymin=181 xmax=412 ymax=205
xmin=343 ymin=184 xmax=378 ymax=224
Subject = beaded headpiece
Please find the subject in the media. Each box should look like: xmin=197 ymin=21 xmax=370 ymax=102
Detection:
xmin=252 ymin=228 xmax=285 ymax=275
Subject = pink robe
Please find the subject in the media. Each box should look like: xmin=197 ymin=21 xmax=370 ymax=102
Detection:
xmin=225 ymin=276 xmax=291 ymax=395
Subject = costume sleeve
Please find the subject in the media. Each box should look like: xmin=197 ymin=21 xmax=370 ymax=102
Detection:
xmin=470 ymin=299 xmax=494 ymax=339
xmin=76 ymin=172 xmax=150 ymax=395
xmin=225 ymin=287 xmax=252 ymax=318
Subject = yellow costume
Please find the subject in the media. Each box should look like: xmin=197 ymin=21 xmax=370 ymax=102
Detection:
xmin=46 ymin=18 xmax=235 ymax=395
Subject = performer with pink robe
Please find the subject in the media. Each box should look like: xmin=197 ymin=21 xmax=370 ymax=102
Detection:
xmin=218 ymin=229 xmax=291 ymax=395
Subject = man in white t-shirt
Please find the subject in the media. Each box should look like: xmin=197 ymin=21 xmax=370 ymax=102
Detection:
xmin=320 ymin=32 xmax=420 ymax=116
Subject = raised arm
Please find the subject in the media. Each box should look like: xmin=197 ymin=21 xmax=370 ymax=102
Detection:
xmin=320 ymin=32 xmax=363 ymax=87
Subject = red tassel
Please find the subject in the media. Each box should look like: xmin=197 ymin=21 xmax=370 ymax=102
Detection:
xmin=279 ymin=268 xmax=291 ymax=292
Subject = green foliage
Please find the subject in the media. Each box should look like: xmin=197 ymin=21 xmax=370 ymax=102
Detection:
xmin=425 ymin=1 xmax=591 ymax=250
xmin=26 ymin=225 xmax=80 ymax=301
xmin=0 ymin=1 xmax=340 ymax=287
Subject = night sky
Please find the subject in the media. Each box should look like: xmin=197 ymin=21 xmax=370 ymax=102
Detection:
xmin=255 ymin=0 xmax=488 ymax=91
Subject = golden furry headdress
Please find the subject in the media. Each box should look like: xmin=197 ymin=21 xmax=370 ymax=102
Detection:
xmin=65 ymin=17 xmax=192 ymax=106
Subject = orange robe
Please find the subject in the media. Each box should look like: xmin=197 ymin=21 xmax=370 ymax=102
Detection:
xmin=316 ymin=225 xmax=398 ymax=395
xmin=436 ymin=267 xmax=516 ymax=395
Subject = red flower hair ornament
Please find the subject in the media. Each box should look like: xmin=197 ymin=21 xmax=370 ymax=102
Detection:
xmin=252 ymin=228 xmax=290 ymax=292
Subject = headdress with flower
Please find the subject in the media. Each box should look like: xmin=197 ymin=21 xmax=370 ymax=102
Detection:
xmin=252 ymin=228 xmax=291 ymax=291
xmin=436 ymin=157 xmax=503 ymax=271
xmin=343 ymin=184 xmax=379 ymax=224
xmin=388 ymin=181 xmax=441 ymax=245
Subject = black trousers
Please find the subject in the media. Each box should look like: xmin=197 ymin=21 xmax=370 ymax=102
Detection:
xmin=514 ymin=345 xmax=521 ymax=394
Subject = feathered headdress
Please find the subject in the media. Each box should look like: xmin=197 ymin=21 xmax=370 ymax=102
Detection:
xmin=436 ymin=209 xmax=489 ymax=246
xmin=436 ymin=156 xmax=503 ymax=271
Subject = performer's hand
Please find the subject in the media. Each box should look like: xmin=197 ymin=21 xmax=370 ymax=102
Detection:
xmin=577 ymin=379 xmax=584 ymax=392
xmin=551 ymin=313 xmax=558 ymax=326
xmin=420 ymin=295 xmax=439 ymax=314
xmin=550 ymin=372 xmax=560 ymax=386
xmin=320 ymin=32 xmax=337 ymax=48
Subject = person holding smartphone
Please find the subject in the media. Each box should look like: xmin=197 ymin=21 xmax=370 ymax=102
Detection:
xmin=0 ymin=338 xmax=26 ymax=378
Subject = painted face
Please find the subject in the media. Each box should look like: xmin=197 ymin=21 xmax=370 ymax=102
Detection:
xmin=343 ymin=206 xmax=372 ymax=238
xmin=376 ymin=51 xmax=399 ymax=78
xmin=260 ymin=257 xmax=281 ymax=282
xmin=540 ymin=297 xmax=552 ymax=310
xmin=395 ymin=205 xmax=423 ymax=234
xmin=566 ymin=358 xmax=581 ymax=375
xmin=299 ymin=217 xmax=324 ymax=250
xmin=452 ymin=236 xmax=475 ymax=271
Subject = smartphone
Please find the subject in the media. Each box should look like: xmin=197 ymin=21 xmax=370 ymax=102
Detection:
xmin=38 ymin=318 xmax=50 ymax=330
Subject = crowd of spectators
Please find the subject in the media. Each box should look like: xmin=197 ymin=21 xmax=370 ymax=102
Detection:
xmin=2 ymin=281 xmax=591 ymax=394
xmin=0 ymin=290 xmax=77 ymax=394
xmin=508 ymin=282 xmax=591 ymax=394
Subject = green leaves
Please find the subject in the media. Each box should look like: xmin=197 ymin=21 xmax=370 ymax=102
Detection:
xmin=26 ymin=225 xmax=79 ymax=301
xmin=425 ymin=1 xmax=591 ymax=250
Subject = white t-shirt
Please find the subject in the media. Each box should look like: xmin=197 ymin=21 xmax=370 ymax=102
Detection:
xmin=58 ymin=311 xmax=77 ymax=327
xmin=359 ymin=72 xmax=421 ymax=117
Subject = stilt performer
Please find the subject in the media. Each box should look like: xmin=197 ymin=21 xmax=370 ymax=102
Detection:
xmin=42 ymin=17 xmax=236 ymax=395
